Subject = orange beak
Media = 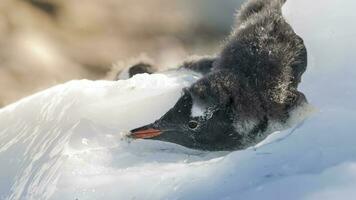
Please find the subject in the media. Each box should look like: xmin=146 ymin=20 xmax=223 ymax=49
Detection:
xmin=129 ymin=128 xmax=162 ymax=139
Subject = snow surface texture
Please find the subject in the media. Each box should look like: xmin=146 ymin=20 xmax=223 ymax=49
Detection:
xmin=0 ymin=0 xmax=356 ymax=199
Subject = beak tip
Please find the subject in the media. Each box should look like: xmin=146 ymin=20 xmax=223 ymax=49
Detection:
xmin=127 ymin=132 xmax=136 ymax=139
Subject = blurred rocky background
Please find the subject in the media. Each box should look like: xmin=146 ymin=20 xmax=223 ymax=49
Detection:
xmin=0 ymin=0 xmax=244 ymax=107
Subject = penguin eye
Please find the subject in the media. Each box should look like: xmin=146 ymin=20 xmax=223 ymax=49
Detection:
xmin=188 ymin=120 xmax=199 ymax=130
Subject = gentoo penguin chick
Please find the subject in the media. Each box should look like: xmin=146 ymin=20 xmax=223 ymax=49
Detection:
xmin=129 ymin=0 xmax=308 ymax=151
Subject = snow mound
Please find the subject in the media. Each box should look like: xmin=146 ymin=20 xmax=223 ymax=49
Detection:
xmin=1 ymin=0 xmax=356 ymax=199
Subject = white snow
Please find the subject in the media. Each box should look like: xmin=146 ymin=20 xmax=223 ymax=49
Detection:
xmin=1 ymin=0 xmax=356 ymax=199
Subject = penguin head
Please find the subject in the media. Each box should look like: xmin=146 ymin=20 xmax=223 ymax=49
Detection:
xmin=129 ymin=90 xmax=241 ymax=151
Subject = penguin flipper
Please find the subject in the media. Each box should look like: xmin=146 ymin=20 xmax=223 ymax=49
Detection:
xmin=115 ymin=62 xmax=156 ymax=80
xmin=180 ymin=56 xmax=216 ymax=75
